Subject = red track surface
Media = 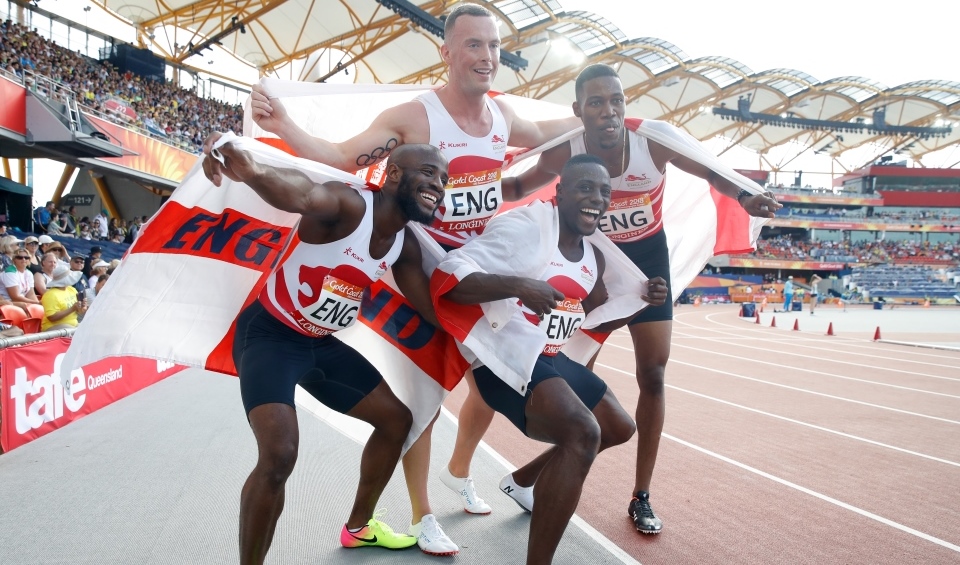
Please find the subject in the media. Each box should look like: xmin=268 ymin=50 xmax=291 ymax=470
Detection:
xmin=443 ymin=304 xmax=960 ymax=564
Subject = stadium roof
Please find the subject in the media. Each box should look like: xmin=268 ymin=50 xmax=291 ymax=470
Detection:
xmin=104 ymin=0 xmax=960 ymax=169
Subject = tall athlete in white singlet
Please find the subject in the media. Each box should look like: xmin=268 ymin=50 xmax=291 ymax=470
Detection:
xmin=203 ymin=143 xmax=449 ymax=564
xmin=207 ymin=4 xmax=587 ymax=554
xmin=502 ymin=64 xmax=781 ymax=535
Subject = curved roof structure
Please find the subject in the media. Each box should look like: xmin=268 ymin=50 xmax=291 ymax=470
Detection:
xmin=101 ymin=0 xmax=960 ymax=173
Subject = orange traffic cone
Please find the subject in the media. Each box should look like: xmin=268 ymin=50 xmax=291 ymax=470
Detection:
xmin=792 ymin=319 xmax=800 ymax=331
xmin=826 ymin=322 xmax=835 ymax=336
xmin=770 ymin=316 xmax=777 ymax=328
xmin=761 ymin=297 xmax=767 ymax=312
xmin=873 ymin=326 xmax=882 ymax=341
xmin=923 ymin=299 xmax=930 ymax=308
xmin=755 ymin=313 xmax=761 ymax=324
xmin=738 ymin=305 xmax=743 ymax=317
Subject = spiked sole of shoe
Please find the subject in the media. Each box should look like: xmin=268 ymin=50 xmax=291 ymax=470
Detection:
xmin=463 ymin=507 xmax=492 ymax=515
xmin=422 ymin=548 xmax=460 ymax=556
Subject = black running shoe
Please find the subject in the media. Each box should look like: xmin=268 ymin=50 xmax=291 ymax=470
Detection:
xmin=628 ymin=491 xmax=663 ymax=534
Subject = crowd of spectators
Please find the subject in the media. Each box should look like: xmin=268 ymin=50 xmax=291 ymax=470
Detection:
xmin=0 ymin=19 xmax=243 ymax=153
xmin=31 ymin=200 xmax=147 ymax=243
xmin=0 ymin=228 xmax=117 ymax=334
xmin=740 ymin=235 xmax=959 ymax=265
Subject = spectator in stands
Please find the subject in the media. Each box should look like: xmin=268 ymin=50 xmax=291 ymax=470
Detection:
xmin=34 ymin=200 xmax=55 ymax=232
xmin=93 ymin=272 xmax=109 ymax=296
xmin=78 ymin=222 xmax=92 ymax=240
xmin=40 ymin=261 xmax=86 ymax=331
xmin=782 ymin=276 xmax=794 ymax=313
xmin=2 ymin=247 xmax=42 ymax=314
xmin=65 ymin=206 xmax=79 ymax=235
xmin=69 ymin=254 xmax=89 ymax=296
xmin=88 ymin=259 xmax=109 ymax=288
xmin=83 ymin=246 xmax=102 ymax=277
xmin=46 ymin=212 xmax=72 ymax=237
xmin=37 ymin=234 xmax=55 ymax=256
xmin=125 ymin=215 xmax=145 ymax=243
xmin=23 ymin=235 xmax=41 ymax=270
xmin=0 ymin=235 xmax=22 ymax=269
xmin=46 ymin=241 xmax=70 ymax=263
xmin=33 ymin=252 xmax=57 ymax=297
xmin=0 ymin=222 xmax=7 ymax=237
xmin=93 ymin=211 xmax=108 ymax=239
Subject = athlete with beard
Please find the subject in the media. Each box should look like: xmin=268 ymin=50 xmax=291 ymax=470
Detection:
xmin=434 ymin=154 xmax=667 ymax=564
xmin=500 ymin=64 xmax=781 ymax=534
xmin=204 ymin=3 xmax=582 ymax=555
xmin=203 ymin=143 xmax=447 ymax=565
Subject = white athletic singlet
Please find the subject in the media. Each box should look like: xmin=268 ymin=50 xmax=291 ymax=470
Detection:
xmin=570 ymin=129 xmax=666 ymax=243
xmin=259 ymin=190 xmax=403 ymax=338
xmin=417 ymin=90 xmax=509 ymax=248
xmin=521 ymin=243 xmax=598 ymax=356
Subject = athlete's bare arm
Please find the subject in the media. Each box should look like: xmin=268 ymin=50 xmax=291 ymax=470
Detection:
xmin=392 ymin=228 xmax=440 ymax=328
xmin=495 ymin=99 xmax=581 ymax=150
xmin=204 ymin=143 xmax=363 ymax=227
xmin=444 ymin=272 xmax=563 ymax=318
xmin=647 ymin=141 xmax=782 ymax=219
xmin=501 ymin=142 xmax=572 ymax=201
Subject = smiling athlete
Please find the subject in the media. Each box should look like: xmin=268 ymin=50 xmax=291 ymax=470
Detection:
xmin=204 ymin=142 xmax=448 ymax=565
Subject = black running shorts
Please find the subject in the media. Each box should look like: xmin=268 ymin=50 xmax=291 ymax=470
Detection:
xmin=233 ymin=301 xmax=383 ymax=416
xmin=617 ymin=229 xmax=673 ymax=325
xmin=473 ymin=353 xmax=607 ymax=435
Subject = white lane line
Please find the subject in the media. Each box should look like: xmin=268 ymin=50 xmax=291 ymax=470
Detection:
xmin=439 ymin=407 xmax=642 ymax=565
xmin=669 ymin=322 xmax=960 ymax=383
xmin=697 ymin=311 xmax=960 ymax=364
xmin=666 ymin=338 xmax=960 ymax=397
xmin=596 ymin=346 xmax=960 ymax=425
xmin=664 ymin=433 xmax=960 ymax=554
xmin=596 ymin=362 xmax=960 ymax=468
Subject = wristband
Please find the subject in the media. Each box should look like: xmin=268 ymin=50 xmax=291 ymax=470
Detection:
xmin=736 ymin=189 xmax=751 ymax=205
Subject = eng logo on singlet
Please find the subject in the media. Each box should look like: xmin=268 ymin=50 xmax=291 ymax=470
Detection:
xmin=542 ymin=298 xmax=585 ymax=356
xmin=598 ymin=193 xmax=653 ymax=242
xmin=293 ymin=275 xmax=364 ymax=337
xmin=439 ymin=167 xmax=502 ymax=224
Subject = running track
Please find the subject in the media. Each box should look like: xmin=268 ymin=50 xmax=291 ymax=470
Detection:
xmin=448 ymin=304 xmax=960 ymax=564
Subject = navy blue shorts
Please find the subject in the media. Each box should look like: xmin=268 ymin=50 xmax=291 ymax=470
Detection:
xmin=473 ymin=353 xmax=607 ymax=435
xmin=233 ymin=301 xmax=383 ymax=415
xmin=617 ymin=229 xmax=673 ymax=325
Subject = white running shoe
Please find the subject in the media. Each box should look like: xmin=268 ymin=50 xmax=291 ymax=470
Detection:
xmin=499 ymin=473 xmax=534 ymax=513
xmin=409 ymin=514 xmax=459 ymax=556
xmin=439 ymin=467 xmax=492 ymax=514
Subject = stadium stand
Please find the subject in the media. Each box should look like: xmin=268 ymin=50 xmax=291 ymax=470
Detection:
xmin=0 ymin=19 xmax=242 ymax=153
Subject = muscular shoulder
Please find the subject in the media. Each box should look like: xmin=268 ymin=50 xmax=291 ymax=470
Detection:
xmin=376 ymin=100 xmax=430 ymax=145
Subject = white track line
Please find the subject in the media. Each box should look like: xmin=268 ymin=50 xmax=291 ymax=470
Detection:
xmin=597 ymin=345 xmax=960 ymax=425
xmin=607 ymin=337 xmax=960 ymax=400
xmin=692 ymin=310 xmax=960 ymax=362
xmin=664 ymin=433 xmax=960 ymax=554
xmin=595 ymin=362 xmax=960 ymax=468
xmin=670 ymin=332 xmax=960 ymax=390
xmin=678 ymin=314 xmax=960 ymax=374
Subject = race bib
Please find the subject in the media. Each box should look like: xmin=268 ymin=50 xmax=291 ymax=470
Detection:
xmin=293 ymin=275 xmax=364 ymax=337
xmin=542 ymin=298 xmax=585 ymax=356
xmin=598 ymin=193 xmax=653 ymax=241
xmin=437 ymin=168 xmax=501 ymax=227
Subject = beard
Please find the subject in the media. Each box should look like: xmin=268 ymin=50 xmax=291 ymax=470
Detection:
xmin=397 ymin=171 xmax=437 ymax=225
